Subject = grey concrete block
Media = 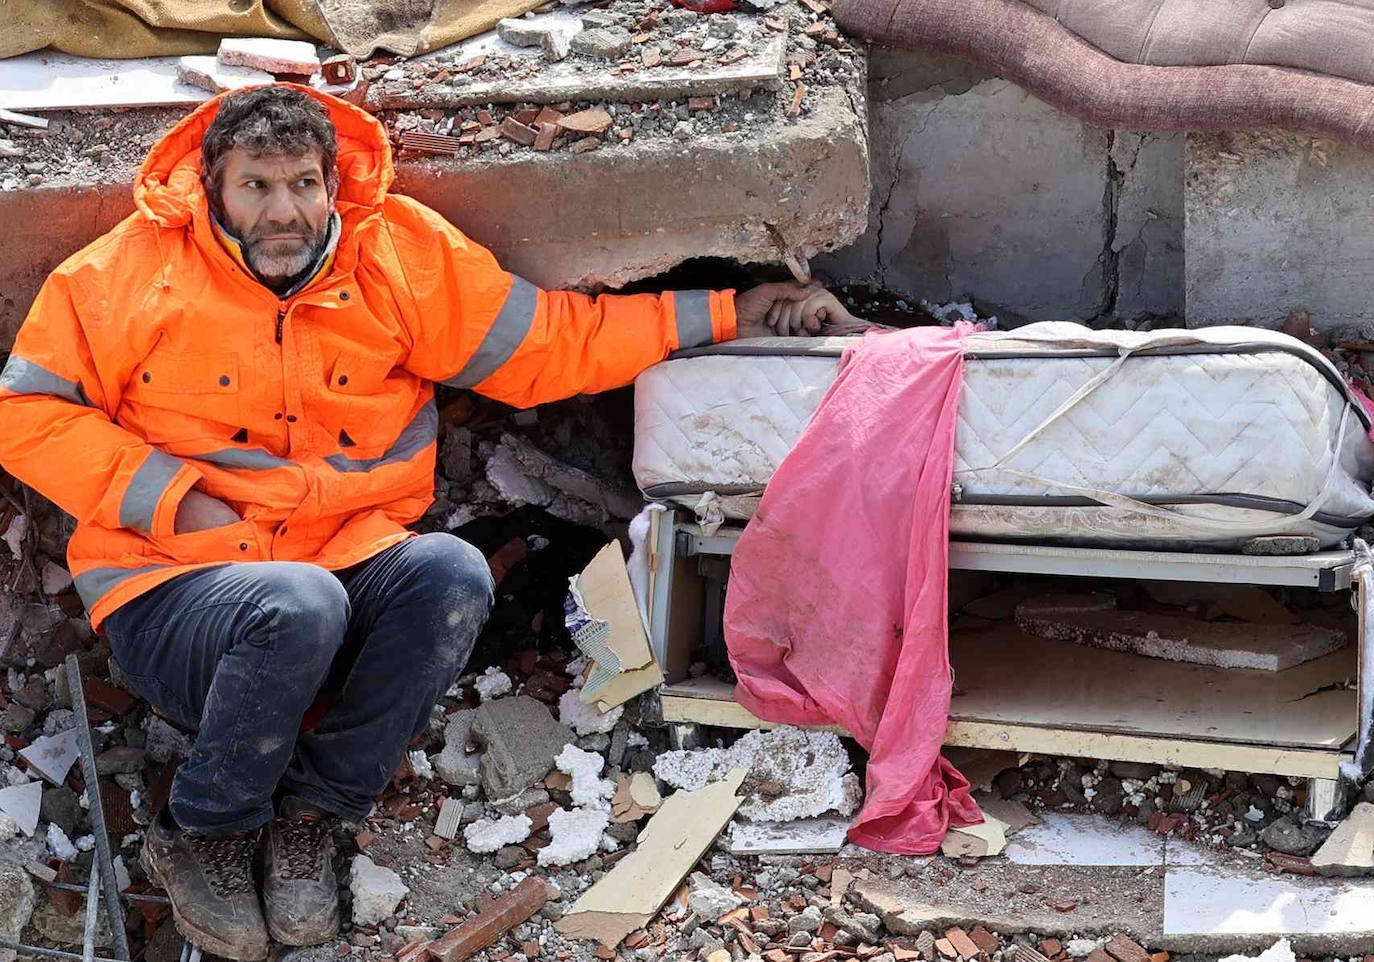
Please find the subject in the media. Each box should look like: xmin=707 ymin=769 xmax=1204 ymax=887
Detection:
xmin=818 ymin=50 xmax=1113 ymax=326
xmin=1185 ymin=130 xmax=1374 ymax=331
xmin=471 ymin=695 xmax=574 ymax=800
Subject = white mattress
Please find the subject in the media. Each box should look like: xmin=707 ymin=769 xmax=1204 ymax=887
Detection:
xmin=632 ymin=323 xmax=1374 ymax=549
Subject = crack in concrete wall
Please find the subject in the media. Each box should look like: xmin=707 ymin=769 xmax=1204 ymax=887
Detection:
xmin=819 ymin=50 xmax=1185 ymax=328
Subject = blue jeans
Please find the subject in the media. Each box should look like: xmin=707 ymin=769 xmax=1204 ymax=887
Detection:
xmin=103 ymin=533 xmax=495 ymax=835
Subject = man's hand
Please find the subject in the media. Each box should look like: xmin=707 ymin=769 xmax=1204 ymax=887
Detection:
xmin=173 ymin=489 xmax=241 ymax=534
xmin=734 ymin=282 xmax=868 ymax=339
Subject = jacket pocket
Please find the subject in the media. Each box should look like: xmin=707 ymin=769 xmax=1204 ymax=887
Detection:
xmin=147 ymin=518 xmax=257 ymax=566
xmin=123 ymin=346 xmax=244 ymax=442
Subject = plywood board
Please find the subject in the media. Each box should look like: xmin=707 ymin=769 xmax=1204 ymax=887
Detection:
xmin=949 ymin=623 xmax=1357 ymax=749
xmin=556 ymin=768 xmax=746 ymax=947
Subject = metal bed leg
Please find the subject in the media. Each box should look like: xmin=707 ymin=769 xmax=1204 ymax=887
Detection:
xmin=1339 ymin=542 xmax=1374 ymax=788
xmin=1305 ymin=777 xmax=1343 ymax=823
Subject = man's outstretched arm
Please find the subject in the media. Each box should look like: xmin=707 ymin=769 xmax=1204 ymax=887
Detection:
xmin=0 ymin=271 xmax=206 ymax=537
xmin=388 ymin=196 xmax=860 ymax=408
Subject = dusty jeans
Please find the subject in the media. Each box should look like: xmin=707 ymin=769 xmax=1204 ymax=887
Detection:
xmin=103 ymin=533 xmax=495 ymax=835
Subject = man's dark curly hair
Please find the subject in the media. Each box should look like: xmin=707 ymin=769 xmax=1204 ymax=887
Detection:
xmin=200 ymin=86 xmax=339 ymax=221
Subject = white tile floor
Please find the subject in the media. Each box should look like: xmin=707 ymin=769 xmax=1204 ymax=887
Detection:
xmin=1003 ymin=813 xmax=1165 ymax=866
xmin=1164 ymin=869 xmax=1374 ymax=936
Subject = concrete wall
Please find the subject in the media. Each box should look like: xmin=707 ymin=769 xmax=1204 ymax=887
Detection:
xmin=816 ymin=50 xmax=1187 ymax=328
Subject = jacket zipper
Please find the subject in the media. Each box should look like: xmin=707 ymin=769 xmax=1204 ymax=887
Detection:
xmin=274 ymin=305 xmax=286 ymax=344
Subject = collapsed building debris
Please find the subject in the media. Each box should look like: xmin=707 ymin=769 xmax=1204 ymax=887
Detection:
xmin=654 ymin=725 xmax=863 ymax=821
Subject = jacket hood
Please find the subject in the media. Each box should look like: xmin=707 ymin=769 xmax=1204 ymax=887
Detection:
xmin=133 ymin=84 xmax=394 ymax=229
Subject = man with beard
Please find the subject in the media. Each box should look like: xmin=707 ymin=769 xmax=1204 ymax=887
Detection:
xmin=0 ymin=85 xmax=861 ymax=959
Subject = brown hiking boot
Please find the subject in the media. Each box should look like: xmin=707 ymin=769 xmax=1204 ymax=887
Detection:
xmin=260 ymin=795 xmax=340 ymax=946
xmin=141 ymin=808 xmax=269 ymax=961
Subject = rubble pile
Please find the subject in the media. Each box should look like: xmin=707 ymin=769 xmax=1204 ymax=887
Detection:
xmin=374 ymin=0 xmax=860 ymax=160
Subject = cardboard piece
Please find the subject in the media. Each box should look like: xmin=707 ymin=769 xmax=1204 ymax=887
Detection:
xmin=940 ymin=813 xmax=1008 ymax=858
xmin=566 ymin=542 xmax=664 ymax=711
xmin=556 ymin=768 xmax=747 ymax=947
xmin=972 ymin=793 xmax=1040 ymax=837
xmin=610 ymin=772 xmax=661 ymax=824
xmin=0 ymin=780 xmax=43 ymax=836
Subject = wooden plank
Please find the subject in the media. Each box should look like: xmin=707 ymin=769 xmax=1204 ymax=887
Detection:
xmin=659 ymin=689 xmax=1347 ymax=779
xmin=556 ymin=768 xmax=747 ymax=948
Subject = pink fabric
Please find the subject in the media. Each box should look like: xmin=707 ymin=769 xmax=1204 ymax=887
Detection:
xmin=723 ymin=325 xmax=983 ymax=854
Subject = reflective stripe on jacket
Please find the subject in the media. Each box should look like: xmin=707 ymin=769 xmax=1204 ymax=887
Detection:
xmin=0 ymin=86 xmax=737 ymax=628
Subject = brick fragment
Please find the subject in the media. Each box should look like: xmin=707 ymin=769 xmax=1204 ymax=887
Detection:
xmin=321 ymin=54 xmax=357 ymax=84
xmin=426 ymin=877 xmax=550 ymax=962
xmin=1040 ymin=940 xmax=1062 ymax=958
xmin=1086 ymin=951 xmax=1116 ymax=962
xmin=969 ymin=927 xmax=1001 ymax=955
xmin=557 ymin=106 xmax=614 ymax=136
xmin=669 ymin=48 xmax=705 ymax=66
xmin=936 ymin=940 xmax=958 ymax=959
xmin=500 ymin=118 xmax=538 ymax=147
xmin=944 ymin=928 xmax=981 ymax=960
xmin=83 ymin=676 xmax=135 ymax=716
xmin=642 ymin=47 xmax=662 ymax=68
xmin=1104 ymin=936 xmax=1151 ymax=962
xmin=788 ymin=84 xmax=807 ymax=117
xmin=570 ymin=137 xmax=601 ymax=154
xmin=687 ymin=96 xmax=717 ymax=114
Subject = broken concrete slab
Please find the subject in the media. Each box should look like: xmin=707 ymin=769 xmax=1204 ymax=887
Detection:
xmin=176 ymin=56 xmax=274 ymax=94
xmin=471 ymin=696 xmax=574 ymax=800
xmin=726 ymin=815 xmax=850 ymax=855
xmin=687 ymin=872 xmax=743 ymax=920
xmin=1014 ymin=607 xmax=1345 ymax=672
xmin=0 ymin=52 xmax=212 ymax=112
xmin=217 ymin=38 xmax=321 ymax=76
xmin=1310 ymin=801 xmax=1374 ymax=876
xmin=496 ymin=16 xmax=580 ymax=48
xmin=569 ymin=27 xmax=632 ymax=60
xmin=1003 ymin=813 xmax=1164 ymax=867
xmin=366 ymin=35 xmax=787 ymax=111
xmin=0 ymin=781 xmax=41 ymax=837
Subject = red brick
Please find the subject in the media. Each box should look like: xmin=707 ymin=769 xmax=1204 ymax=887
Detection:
xmin=557 ymin=107 xmax=614 ymax=136
xmin=1104 ymin=936 xmax=1151 ymax=962
xmin=944 ymin=928 xmax=981 ymax=960
xmin=969 ymin=927 xmax=1001 ymax=955
xmin=83 ymin=676 xmax=135 ymax=716
xmin=499 ymin=118 xmax=537 ymax=147
xmin=426 ymin=877 xmax=550 ymax=962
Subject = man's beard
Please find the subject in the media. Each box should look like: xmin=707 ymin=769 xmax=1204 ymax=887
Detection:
xmin=240 ymin=218 xmax=330 ymax=292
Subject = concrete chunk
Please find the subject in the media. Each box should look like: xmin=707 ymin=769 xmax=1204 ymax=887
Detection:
xmin=217 ymin=38 xmax=321 ymax=76
xmin=471 ymin=696 xmax=574 ymax=800
xmin=569 ymin=27 xmax=632 ymax=60
xmin=349 ymin=855 xmax=408 ymax=926
xmin=177 ymin=56 xmax=273 ymax=94
xmin=1311 ymin=801 xmax=1374 ymax=876
xmin=0 ymin=857 xmax=36 ymax=962
xmin=434 ymin=710 xmax=481 ymax=787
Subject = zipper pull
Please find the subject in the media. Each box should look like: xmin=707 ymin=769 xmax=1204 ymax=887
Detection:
xmin=274 ymin=305 xmax=286 ymax=344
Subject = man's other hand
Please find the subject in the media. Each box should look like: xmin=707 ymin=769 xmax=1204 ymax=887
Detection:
xmin=735 ymin=282 xmax=868 ymax=339
xmin=173 ymin=489 xmax=241 ymax=534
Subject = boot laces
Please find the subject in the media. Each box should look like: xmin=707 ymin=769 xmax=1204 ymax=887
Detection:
xmin=277 ymin=816 xmax=329 ymax=880
xmin=186 ymin=833 xmax=257 ymax=897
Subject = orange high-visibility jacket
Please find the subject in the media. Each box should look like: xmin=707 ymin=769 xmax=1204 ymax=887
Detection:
xmin=0 ymin=87 xmax=737 ymax=630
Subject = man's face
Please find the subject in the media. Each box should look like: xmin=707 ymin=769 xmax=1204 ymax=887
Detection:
xmin=217 ymin=148 xmax=333 ymax=289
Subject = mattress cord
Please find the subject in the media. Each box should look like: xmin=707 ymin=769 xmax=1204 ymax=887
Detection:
xmin=953 ymin=343 xmax=1357 ymax=536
